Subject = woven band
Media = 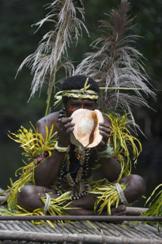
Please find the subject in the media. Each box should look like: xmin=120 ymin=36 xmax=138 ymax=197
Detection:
xmin=54 ymin=78 xmax=98 ymax=107
xmin=55 ymin=141 xmax=69 ymax=153
xmin=115 ymin=183 xmax=128 ymax=205
xmin=44 ymin=193 xmax=51 ymax=214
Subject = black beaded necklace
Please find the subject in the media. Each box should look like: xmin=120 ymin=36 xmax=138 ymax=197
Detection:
xmin=56 ymin=109 xmax=91 ymax=200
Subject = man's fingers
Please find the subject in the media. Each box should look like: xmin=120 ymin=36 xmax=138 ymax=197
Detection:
xmin=64 ymin=122 xmax=75 ymax=129
xmin=66 ymin=127 xmax=74 ymax=134
xmin=99 ymin=130 xmax=110 ymax=140
xmin=111 ymin=205 xmax=126 ymax=215
xmin=99 ymin=126 xmax=111 ymax=135
xmin=58 ymin=117 xmax=72 ymax=124
xmin=58 ymin=111 xmax=65 ymax=119
xmin=100 ymin=130 xmax=108 ymax=137
xmin=65 ymin=123 xmax=74 ymax=133
xmin=99 ymin=122 xmax=110 ymax=128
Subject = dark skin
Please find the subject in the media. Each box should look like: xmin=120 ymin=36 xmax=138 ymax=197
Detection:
xmin=17 ymin=98 xmax=145 ymax=215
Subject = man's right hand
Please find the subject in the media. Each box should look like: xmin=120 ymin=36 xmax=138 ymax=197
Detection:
xmin=57 ymin=116 xmax=74 ymax=147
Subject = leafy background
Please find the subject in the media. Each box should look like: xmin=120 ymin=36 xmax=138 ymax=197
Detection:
xmin=0 ymin=0 xmax=162 ymax=198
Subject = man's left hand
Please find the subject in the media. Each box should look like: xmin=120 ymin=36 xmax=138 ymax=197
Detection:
xmin=99 ymin=119 xmax=111 ymax=148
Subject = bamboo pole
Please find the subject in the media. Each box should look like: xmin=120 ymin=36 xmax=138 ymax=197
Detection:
xmin=0 ymin=215 xmax=161 ymax=222
xmin=0 ymin=231 xmax=161 ymax=244
xmin=125 ymin=207 xmax=148 ymax=215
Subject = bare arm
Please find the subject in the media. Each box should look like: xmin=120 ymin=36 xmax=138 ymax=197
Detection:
xmin=34 ymin=111 xmax=74 ymax=188
xmin=34 ymin=150 xmax=66 ymax=187
xmin=99 ymin=156 xmax=121 ymax=182
xmin=35 ymin=112 xmax=61 ymax=187
xmin=36 ymin=112 xmax=58 ymax=138
xmin=97 ymin=115 xmax=121 ymax=182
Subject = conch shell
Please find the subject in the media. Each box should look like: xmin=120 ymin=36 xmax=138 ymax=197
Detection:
xmin=70 ymin=108 xmax=104 ymax=148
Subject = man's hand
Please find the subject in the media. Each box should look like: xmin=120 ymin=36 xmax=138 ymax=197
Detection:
xmin=98 ymin=119 xmax=111 ymax=149
xmin=111 ymin=204 xmax=126 ymax=216
xmin=57 ymin=116 xmax=74 ymax=147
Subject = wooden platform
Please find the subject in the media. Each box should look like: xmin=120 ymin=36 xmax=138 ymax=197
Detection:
xmin=0 ymin=220 xmax=161 ymax=243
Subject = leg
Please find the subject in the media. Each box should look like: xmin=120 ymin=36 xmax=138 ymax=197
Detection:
xmin=17 ymin=185 xmax=56 ymax=212
xmin=17 ymin=185 xmax=97 ymax=215
xmin=70 ymin=193 xmax=97 ymax=210
xmin=17 ymin=175 xmax=144 ymax=215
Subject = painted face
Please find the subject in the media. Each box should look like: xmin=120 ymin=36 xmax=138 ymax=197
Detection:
xmin=65 ymin=98 xmax=98 ymax=116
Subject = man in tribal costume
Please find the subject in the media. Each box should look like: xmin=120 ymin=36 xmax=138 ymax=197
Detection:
xmin=15 ymin=75 xmax=145 ymax=215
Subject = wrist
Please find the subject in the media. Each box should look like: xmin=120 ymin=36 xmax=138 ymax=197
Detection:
xmin=57 ymin=139 xmax=69 ymax=148
xmin=55 ymin=141 xmax=70 ymax=153
xmin=97 ymin=144 xmax=114 ymax=158
xmin=57 ymin=133 xmax=70 ymax=147
xmin=97 ymin=142 xmax=107 ymax=152
xmin=115 ymin=183 xmax=128 ymax=205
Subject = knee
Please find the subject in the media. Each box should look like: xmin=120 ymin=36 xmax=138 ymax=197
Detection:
xmin=122 ymin=174 xmax=146 ymax=203
xmin=17 ymin=185 xmax=34 ymax=204
xmin=130 ymin=174 xmax=146 ymax=194
xmin=17 ymin=185 xmax=40 ymax=211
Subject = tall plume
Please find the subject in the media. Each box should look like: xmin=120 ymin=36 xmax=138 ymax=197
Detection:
xmin=18 ymin=0 xmax=88 ymax=114
xmin=75 ymin=0 xmax=155 ymax=121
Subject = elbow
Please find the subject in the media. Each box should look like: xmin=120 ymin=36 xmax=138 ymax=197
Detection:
xmin=36 ymin=119 xmax=46 ymax=138
xmin=36 ymin=120 xmax=42 ymax=132
xmin=102 ymin=158 xmax=121 ymax=182
xmin=105 ymin=168 xmax=120 ymax=182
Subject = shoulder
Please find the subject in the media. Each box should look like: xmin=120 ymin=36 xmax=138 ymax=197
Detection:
xmin=37 ymin=111 xmax=60 ymax=125
xmin=36 ymin=111 xmax=60 ymax=134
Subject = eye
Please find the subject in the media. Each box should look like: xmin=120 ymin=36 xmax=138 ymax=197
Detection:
xmin=85 ymin=103 xmax=92 ymax=108
xmin=70 ymin=103 xmax=80 ymax=109
xmin=85 ymin=102 xmax=97 ymax=109
xmin=74 ymin=103 xmax=80 ymax=107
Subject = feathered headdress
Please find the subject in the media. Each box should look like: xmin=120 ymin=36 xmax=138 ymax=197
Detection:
xmin=75 ymin=0 xmax=155 ymax=123
xmin=18 ymin=0 xmax=88 ymax=114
